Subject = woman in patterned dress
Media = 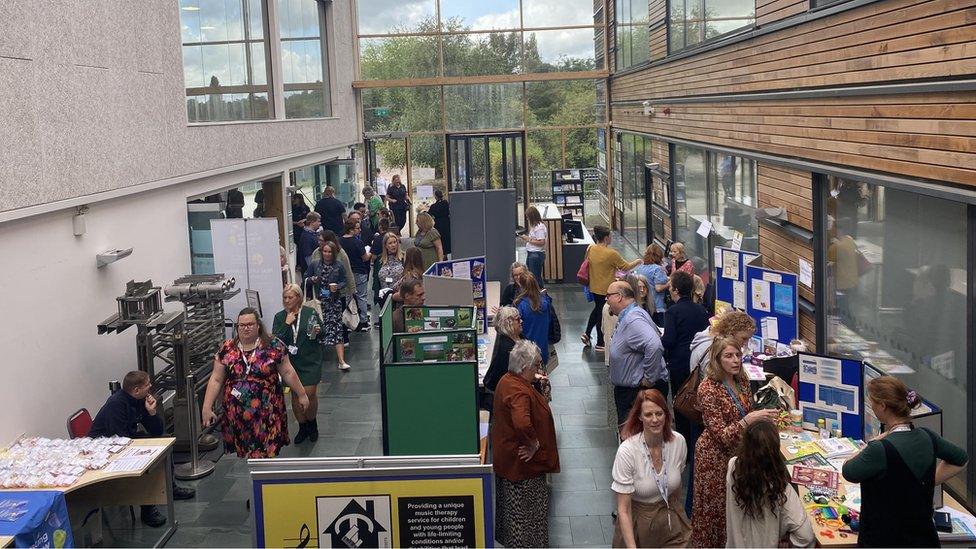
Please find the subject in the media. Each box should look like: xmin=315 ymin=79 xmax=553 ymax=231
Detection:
xmin=306 ymin=240 xmax=350 ymax=371
xmin=690 ymin=337 xmax=778 ymax=547
xmin=201 ymin=307 xmax=309 ymax=458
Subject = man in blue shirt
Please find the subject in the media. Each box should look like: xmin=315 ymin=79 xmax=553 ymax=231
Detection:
xmin=89 ymin=371 xmax=195 ymax=527
xmin=606 ymin=281 xmax=669 ymax=426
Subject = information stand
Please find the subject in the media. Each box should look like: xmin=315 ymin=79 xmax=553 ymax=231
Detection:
xmin=745 ymin=264 xmax=799 ymax=344
xmin=400 ymin=306 xmax=476 ymax=333
xmin=797 ymin=352 xmax=865 ymax=438
xmin=713 ymin=246 xmax=761 ymax=311
xmin=424 ymin=256 xmax=488 ymax=333
xmin=249 ymin=455 xmax=494 ymax=548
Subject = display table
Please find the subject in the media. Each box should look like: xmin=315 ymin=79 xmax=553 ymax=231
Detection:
xmin=0 ymin=438 xmax=176 ymax=548
xmin=780 ymin=432 xmax=976 ymax=547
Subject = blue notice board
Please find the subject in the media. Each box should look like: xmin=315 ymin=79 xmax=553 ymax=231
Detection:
xmin=425 ymin=256 xmax=488 ymax=333
xmin=797 ymin=352 xmax=864 ymax=438
xmin=713 ymin=246 xmax=761 ymax=310
xmin=744 ymin=264 xmax=798 ymax=344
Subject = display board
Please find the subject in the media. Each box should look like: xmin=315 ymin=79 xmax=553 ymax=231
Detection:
xmin=425 ymin=256 xmax=488 ymax=333
xmin=797 ymin=352 xmax=864 ymax=438
xmin=250 ymin=456 xmax=493 ymax=548
xmin=745 ymin=264 xmax=798 ymax=344
xmin=393 ymin=330 xmax=478 ymax=363
xmin=379 ymin=296 xmax=395 ymax=366
xmin=401 ymin=306 xmax=476 ymax=333
xmin=714 ymin=246 xmax=761 ymax=311
xmin=384 ymin=362 xmax=480 ymax=455
xmin=211 ymin=218 xmax=283 ymax=331
xmin=449 ymin=190 xmax=515 ymax=284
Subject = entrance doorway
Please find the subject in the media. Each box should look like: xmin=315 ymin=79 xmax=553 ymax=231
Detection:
xmin=447 ymin=132 xmax=527 ymax=221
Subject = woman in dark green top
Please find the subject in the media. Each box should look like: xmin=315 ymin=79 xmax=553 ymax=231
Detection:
xmin=273 ymin=284 xmax=325 ymax=443
xmin=842 ymin=376 xmax=967 ymax=547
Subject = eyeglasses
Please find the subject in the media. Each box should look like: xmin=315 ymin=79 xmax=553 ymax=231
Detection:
xmin=238 ymin=322 xmax=258 ymax=328
xmin=605 ymin=292 xmax=622 ymax=298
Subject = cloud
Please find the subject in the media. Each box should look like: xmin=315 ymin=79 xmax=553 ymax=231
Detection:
xmin=357 ymin=0 xmax=435 ymax=34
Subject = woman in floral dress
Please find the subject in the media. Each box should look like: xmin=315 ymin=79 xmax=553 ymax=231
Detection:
xmin=690 ymin=337 xmax=778 ymax=547
xmin=201 ymin=307 xmax=310 ymax=458
xmin=306 ymin=240 xmax=350 ymax=371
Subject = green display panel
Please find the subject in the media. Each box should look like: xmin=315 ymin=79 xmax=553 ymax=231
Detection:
xmin=384 ymin=362 xmax=479 ymax=455
xmin=401 ymin=306 xmax=475 ymax=332
xmin=380 ymin=296 xmax=394 ymax=362
xmin=393 ymin=330 xmax=477 ymax=362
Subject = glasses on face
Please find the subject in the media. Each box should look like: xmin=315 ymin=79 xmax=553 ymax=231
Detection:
xmin=605 ymin=292 xmax=621 ymax=298
xmin=238 ymin=322 xmax=257 ymax=329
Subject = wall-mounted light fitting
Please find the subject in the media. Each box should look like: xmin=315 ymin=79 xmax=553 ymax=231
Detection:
xmin=97 ymin=248 xmax=133 ymax=268
xmin=73 ymin=205 xmax=89 ymax=236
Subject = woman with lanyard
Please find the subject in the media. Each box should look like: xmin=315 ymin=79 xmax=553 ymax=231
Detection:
xmin=611 ymin=389 xmax=691 ymax=548
xmin=272 ymin=284 xmax=325 ymax=444
xmin=690 ymin=337 xmax=777 ymax=548
xmin=842 ymin=376 xmax=967 ymax=547
xmin=202 ymin=307 xmax=309 ymax=458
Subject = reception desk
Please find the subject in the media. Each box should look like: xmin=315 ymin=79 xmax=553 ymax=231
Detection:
xmin=534 ymin=204 xmax=594 ymax=284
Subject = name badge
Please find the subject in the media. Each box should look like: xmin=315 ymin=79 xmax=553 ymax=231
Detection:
xmin=288 ymin=345 xmax=299 ymax=355
xmin=385 ymin=277 xmax=393 ymax=283
xmin=230 ymin=387 xmax=243 ymax=401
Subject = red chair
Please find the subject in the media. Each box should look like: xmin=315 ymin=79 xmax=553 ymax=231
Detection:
xmin=67 ymin=409 xmax=93 ymax=439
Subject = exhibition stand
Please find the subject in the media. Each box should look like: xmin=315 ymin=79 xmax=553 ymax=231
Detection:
xmin=249 ymin=455 xmax=494 ymax=548
xmin=713 ymin=246 xmax=799 ymax=345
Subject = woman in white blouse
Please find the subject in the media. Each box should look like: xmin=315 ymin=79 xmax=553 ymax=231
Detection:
xmin=611 ymin=389 xmax=691 ymax=548
xmin=520 ymin=206 xmax=548 ymax=287
xmin=726 ymin=421 xmax=814 ymax=548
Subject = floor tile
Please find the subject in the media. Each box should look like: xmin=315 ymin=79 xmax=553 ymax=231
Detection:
xmin=570 ymin=515 xmax=607 ymax=546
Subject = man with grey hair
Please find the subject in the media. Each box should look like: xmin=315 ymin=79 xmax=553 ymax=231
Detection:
xmin=606 ymin=280 xmax=669 ymax=426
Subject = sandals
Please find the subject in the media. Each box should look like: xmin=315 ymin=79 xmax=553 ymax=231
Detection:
xmin=581 ymin=334 xmax=592 ymax=347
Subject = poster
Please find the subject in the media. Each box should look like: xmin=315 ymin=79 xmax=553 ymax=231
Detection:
xmin=799 ymin=258 xmax=813 ymax=288
xmin=751 ymin=279 xmax=771 ymax=312
xmin=452 ymin=261 xmax=471 ymax=280
xmin=394 ymin=331 xmax=477 ymax=363
xmin=723 ymin=252 xmax=740 ymax=281
xmin=732 ymin=280 xmax=746 ymax=310
xmin=402 ymin=307 xmax=475 ymax=333
xmin=696 ymin=219 xmax=713 ymax=238
xmin=731 ymin=231 xmax=743 ymax=251
xmin=426 ymin=257 xmax=488 ymax=333
xmin=773 ymin=283 xmax=794 ymax=316
xmin=254 ymin=469 xmax=493 ymax=548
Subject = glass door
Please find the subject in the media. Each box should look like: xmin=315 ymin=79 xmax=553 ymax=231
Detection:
xmin=447 ymin=132 xmax=527 ymax=216
xmin=365 ymin=134 xmax=409 ymax=234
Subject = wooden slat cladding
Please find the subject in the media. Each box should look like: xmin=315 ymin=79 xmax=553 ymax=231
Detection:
xmin=650 ymin=139 xmax=670 ymax=170
xmin=800 ymin=311 xmax=817 ymax=351
xmin=650 ymin=0 xmax=668 ymax=61
xmin=610 ymin=91 xmax=976 ymax=187
xmin=756 ymin=0 xmax=808 ymax=27
xmin=611 ymin=0 xmax=976 ymax=99
xmin=759 ymin=221 xmax=817 ymax=348
xmin=758 ymin=164 xmax=813 ymax=230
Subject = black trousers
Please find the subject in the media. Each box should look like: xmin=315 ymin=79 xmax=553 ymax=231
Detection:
xmin=392 ymin=208 xmax=408 ymax=234
xmin=613 ymin=379 xmax=670 ymax=427
xmin=585 ymin=293 xmax=607 ymax=345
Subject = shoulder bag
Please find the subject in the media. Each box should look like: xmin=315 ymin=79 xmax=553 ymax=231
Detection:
xmin=673 ymin=369 xmax=704 ymax=425
xmin=576 ymin=245 xmax=592 ymax=286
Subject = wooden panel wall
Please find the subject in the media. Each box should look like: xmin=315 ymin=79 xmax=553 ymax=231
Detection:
xmin=613 ymin=0 xmax=976 ymax=100
xmin=758 ymin=164 xmax=813 ymax=231
xmin=756 ymin=0 xmax=808 ymax=26
xmin=649 ymin=0 xmax=668 ymax=61
xmin=612 ymin=91 xmax=976 ymax=187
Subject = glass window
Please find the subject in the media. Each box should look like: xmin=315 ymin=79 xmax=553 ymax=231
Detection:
xmin=443 ymin=83 xmax=523 ymax=131
xmin=442 ymin=32 xmax=522 ymax=77
xmin=356 ymin=0 xmax=436 ymax=35
xmin=408 ymin=134 xmax=446 ymax=223
xmin=359 ymin=36 xmax=440 ymax=80
xmin=439 ymin=0 xmax=520 ymax=30
xmin=524 ymin=29 xmax=599 ymax=73
xmin=180 ymin=0 xmax=272 ymax=122
xmin=672 ymin=144 xmax=709 ymax=267
xmin=526 ymin=80 xmax=600 ymax=127
xmin=523 ymin=0 xmax=596 ymax=27
xmin=824 ymin=176 xmax=969 ymax=503
xmin=615 ymin=0 xmax=650 ymax=70
xmin=278 ymin=0 xmax=330 ymax=118
xmin=668 ymin=0 xmax=754 ymax=53
xmin=707 ymin=151 xmax=758 ymax=251
xmin=527 ymin=130 xmax=563 ymax=202
xmin=361 ymin=86 xmax=442 ymax=132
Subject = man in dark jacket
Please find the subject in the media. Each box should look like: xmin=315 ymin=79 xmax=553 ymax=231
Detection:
xmin=661 ymin=270 xmax=710 ymax=440
xmin=314 ymin=186 xmax=345 ymax=235
xmin=89 ymin=371 xmax=195 ymax=527
xmin=296 ymin=212 xmax=322 ymax=277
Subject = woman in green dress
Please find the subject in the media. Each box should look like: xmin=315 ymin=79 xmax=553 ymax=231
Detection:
xmin=414 ymin=211 xmax=444 ymax=271
xmin=273 ymin=283 xmax=325 ymax=443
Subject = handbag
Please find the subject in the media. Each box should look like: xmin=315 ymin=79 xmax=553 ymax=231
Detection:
xmin=303 ymin=278 xmax=323 ymax=318
xmin=673 ymin=369 xmax=704 ymax=425
xmin=548 ymin=298 xmax=562 ymax=344
xmin=576 ymin=246 xmax=591 ymax=286
xmin=341 ymin=296 xmax=359 ymax=330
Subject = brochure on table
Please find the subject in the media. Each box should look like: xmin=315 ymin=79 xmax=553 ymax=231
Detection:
xmin=714 ymin=246 xmax=761 ymax=313
xmin=425 ymin=256 xmax=488 ymax=333
xmin=797 ymin=351 xmax=865 ymax=438
xmin=400 ymin=306 xmax=476 ymax=333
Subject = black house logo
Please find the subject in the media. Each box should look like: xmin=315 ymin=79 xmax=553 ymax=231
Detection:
xmin=320 ymin=498 xmax=390 ymax=548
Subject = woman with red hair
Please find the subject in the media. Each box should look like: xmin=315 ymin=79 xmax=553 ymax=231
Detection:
xmin=610 ymin=389 xmax=691 ymax=547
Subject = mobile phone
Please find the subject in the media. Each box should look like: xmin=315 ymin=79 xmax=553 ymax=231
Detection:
xmin=934 ymin=511 xmax=952 ymax=533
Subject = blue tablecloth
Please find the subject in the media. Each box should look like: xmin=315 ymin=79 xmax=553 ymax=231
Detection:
xmin=0 ymin=491 xmax=72 ymax=548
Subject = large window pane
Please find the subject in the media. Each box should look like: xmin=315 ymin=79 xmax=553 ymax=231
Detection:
xmin=278 ymin=0 xmax=329 ymax=118
xmin=672 ymin=144 xmax=708 ymax=269
xmin=440 ymin=0 xmax=520 ymax=30
xmin=362 ymin=86 xmax=442 ymax=132
xmin=409 ymin=135 xmax=446 ymax=224
xmin=524 ymin=28 xmax=599 ymax=73
xmin=527 ymin=130 xmax=563 ymax=203
xmin=360 ymin=36 xmax=440 ymax=80
xmin=523 ymin=0 xmax=596 ymax=26
xmin=444 ymin=83 xmax=523 ymax=130
xmin=443 ymin=32 xmax=521 ymax=77
xmin=824 ymin=176 xmax=969 ymax=503
xmin=707 ymin=151 xmax=758 ymax=252
xmin=669 ymin=0 xmax=753 ymax=52
xmin=357 ymin=0 xmax=436 ymax=35
xmin=526 ymin=80 xmax=599 ymax=127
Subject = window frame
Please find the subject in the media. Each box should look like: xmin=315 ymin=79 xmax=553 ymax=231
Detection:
xmin=666 ymin=0 xmax=755 ymax=55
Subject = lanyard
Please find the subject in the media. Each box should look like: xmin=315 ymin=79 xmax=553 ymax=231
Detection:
xmin=724 ymin=381 xmax=748 ymax=418
xmin=641 ymin=437 xmax=672 ymax=531
xmin=290 ymin=308 xmax=303 ymax=345
xmin=238 ymin=343 xmax=257 ymax=376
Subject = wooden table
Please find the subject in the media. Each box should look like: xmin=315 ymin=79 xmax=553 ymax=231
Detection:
xmin=0 ymin=438 xmax=177 ymax=548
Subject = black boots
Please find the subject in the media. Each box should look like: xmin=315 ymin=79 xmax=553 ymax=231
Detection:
xmin=294 ymin=420 xmax=319 ymax=444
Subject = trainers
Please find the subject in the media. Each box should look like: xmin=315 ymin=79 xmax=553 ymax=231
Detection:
xmin=173 ymin=484 xmax=195 ymax=500
xmin=595 ymin=344 xmax=605 ymax=352
xmin=338 ymin=363 xmax=351 ymax=371
xmin=140 ymin=506 xmax=167 ymax=528
xmin=355 ymin=322 xmax=371 ymax=332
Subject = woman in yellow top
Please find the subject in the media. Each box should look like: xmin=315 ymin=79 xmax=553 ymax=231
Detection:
xmin=582 ymin=225 xmax=641 ymax=351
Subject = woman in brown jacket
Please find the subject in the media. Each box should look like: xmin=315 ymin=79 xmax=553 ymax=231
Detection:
xmin=491 ymin=340 xmax=560 ymax=548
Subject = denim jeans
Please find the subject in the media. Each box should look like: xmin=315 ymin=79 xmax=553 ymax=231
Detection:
xmin=353 ymin=273 xmax=369 ymax=324
xmin=526 ymin=251 xmax=545 ymax=287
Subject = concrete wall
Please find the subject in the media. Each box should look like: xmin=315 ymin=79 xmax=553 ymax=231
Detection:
xmin=0 ymin=0 xmax=360 ymax=214
xmin=0 ymin=149 xmax=347 ymax=445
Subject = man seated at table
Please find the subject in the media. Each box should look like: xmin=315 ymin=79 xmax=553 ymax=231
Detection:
xmin=392 ymin=279 xmax=425 ymax=332
xmin=89 ymin=371 xmax=195 ymax=528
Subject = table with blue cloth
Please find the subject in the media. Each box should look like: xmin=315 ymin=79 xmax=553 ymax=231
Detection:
xmin=0 ymin=491 xmax=72 ymax=548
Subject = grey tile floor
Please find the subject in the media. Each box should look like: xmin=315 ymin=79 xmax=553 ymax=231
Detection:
xmin=102 ymin=284 xmax=620 ymax=547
